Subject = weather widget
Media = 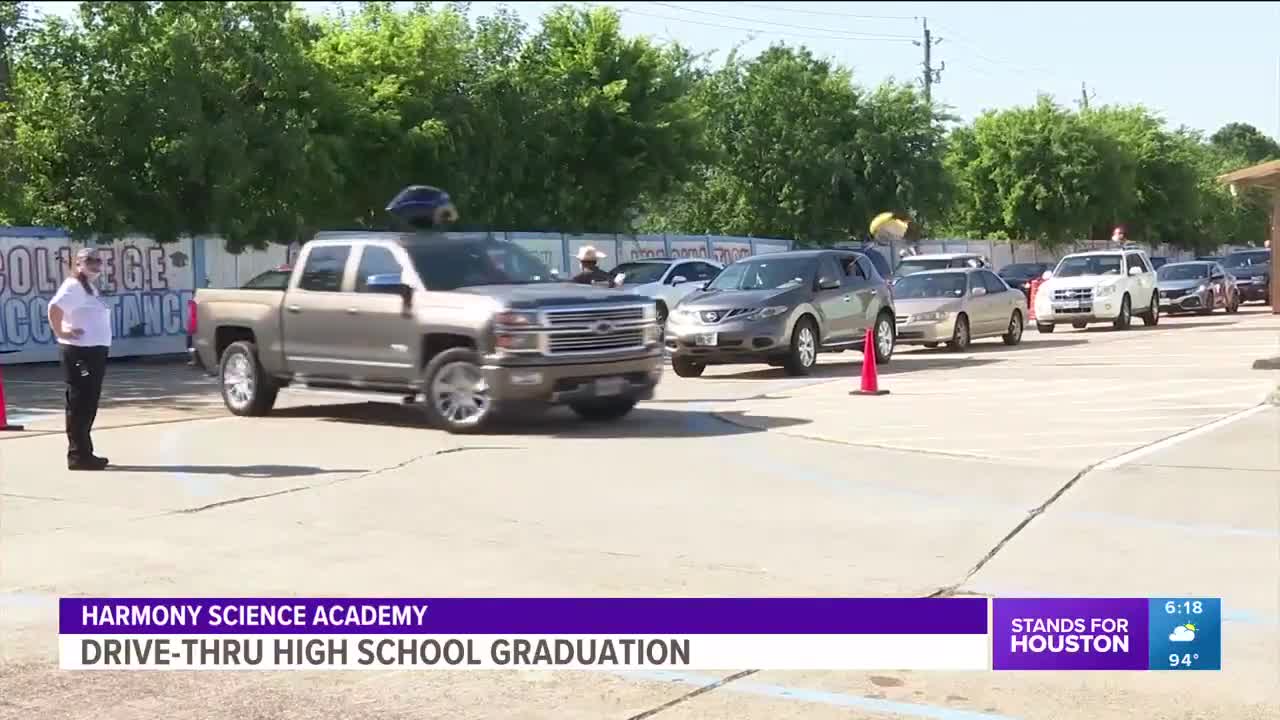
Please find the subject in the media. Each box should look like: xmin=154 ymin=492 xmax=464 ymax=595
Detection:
xmin=1147 ymin=598 xmax=1221 ymax=670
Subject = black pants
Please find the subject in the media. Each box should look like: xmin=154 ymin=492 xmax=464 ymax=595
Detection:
xmin=60 ymin=345 xmax=109 ymax=464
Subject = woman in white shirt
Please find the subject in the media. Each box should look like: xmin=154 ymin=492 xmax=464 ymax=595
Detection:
xmin=47 ymin=247 xmax=113 ymax=470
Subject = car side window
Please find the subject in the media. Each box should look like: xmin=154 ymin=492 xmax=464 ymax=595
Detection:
xmin=355 ymin=245 xmax=405 ymax=293
xmin=298 ymin=245 xmax=351 ymax=292
xmin=817 ymin=256 xmax=843 ymax=288
xmin=688 ymin=262 xmax=719 ymax=281
xmin=982 ymin=271 xmax=1007 ymax=294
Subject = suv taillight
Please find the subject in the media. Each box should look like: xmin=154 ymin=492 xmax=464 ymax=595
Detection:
xmin=187 ymin=299 xmax=198 ymax=335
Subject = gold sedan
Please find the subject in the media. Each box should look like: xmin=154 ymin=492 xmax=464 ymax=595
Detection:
xmin=891 ymin=268 xmax=1029 ymax=351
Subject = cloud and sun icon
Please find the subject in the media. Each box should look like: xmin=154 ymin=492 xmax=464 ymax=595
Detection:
xmin=1169 ymin=623 xmax=1197 ymax=642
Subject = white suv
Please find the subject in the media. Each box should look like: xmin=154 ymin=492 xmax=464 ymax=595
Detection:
xmin=1034 ymin=249 xmax=1160 ymax=332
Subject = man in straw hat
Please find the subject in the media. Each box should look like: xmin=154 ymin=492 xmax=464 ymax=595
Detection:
xmin=573 ymin=245 xmax=615 ymax=287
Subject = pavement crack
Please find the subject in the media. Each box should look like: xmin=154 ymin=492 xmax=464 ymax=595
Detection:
xmin=432 ymin=445 xmax=524 ymax=456
xmin=928 ymin=458 xmax=1102 ymax=598
xmin=0 ymin=492 xmax=69 ymax=503
xmin=625 ymin=669 xmax=759 ymax=720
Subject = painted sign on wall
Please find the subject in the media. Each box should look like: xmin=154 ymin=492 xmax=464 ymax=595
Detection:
xmin=0 ymin=231 xmax=194 ymax=364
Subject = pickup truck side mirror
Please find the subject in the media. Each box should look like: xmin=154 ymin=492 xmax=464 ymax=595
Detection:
xmin=367 ymin=274 xmax=413 ymax=305
xmin=670 ymin=275 xmax=688 ymax=286
xmin=817 ymin=276 xmax=841 ymax=291
xmin=1128 ymin=266 xmax=1143 ymax=276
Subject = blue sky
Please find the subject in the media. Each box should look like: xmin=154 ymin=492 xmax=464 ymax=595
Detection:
xmin=30 ymin=1 xmax=1280 ymax=140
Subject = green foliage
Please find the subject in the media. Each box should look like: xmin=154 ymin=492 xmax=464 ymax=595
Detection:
xmin=1209 ymin=122 xmax=1280 ymax=165
xmin=647 ymin=45 xmax=947 ymax=244
xmin=0 ymin=1 xmax=1271 ymax=252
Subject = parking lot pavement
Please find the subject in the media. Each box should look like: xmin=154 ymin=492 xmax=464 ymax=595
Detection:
xmin=1 ymin=306 xmax=1278 ymax=719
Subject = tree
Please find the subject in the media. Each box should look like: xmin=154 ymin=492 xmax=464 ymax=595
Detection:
xmin=1079 ymin=105 xmax=1203 ymax=246
xmin=1209 ymin=122 xmax=1280 ymax=165
xmin=650 ymin=45 xmax=947 ymax=243
xmin=944 ymin=96 xmax=1125 ymax=245
xmin=7 ymin=1 xmax=347 ymax=248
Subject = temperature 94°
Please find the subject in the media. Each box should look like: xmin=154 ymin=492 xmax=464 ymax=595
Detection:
xmin=1170 ymin=653 xmax=1200 ymax=668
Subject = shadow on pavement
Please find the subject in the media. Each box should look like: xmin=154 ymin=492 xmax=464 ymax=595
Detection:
xmin=903 ymin=337 xmax=1091 ymax=353
xmin=105 ymin=464 xmax=364 ymax=478
xmin=1 ymin=361 xmax=215 ymax=413
xmin=270 ymin=402 xmax=808 ymax=438
xmin=706 ymin=355 xmax=1005 ymax=380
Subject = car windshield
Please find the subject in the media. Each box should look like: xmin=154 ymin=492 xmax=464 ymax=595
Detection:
xmin=709 ymin=257 xmax=813 ymax=291
xmin=1158 ymin=264 xmax=1210 ymax=281
xmin=892 ymin=272 xmax=967 ymax=299
xmin=895 ymin=259 xmax=953 ymax=276
xmin=611 ymin=262 xmax=670 ymax=285
xmin=242 ymin=270 xmax=290 ymax=290
xmin=407 ymin=240 xmax=557 ymax=290
xmin=1054 ymin=255 xmax=1123 ymax=278
xmin=1224 ymin=251 xmax=1270 ymax=269
xmin=999 ymin=263 xmax=1043 ymax=276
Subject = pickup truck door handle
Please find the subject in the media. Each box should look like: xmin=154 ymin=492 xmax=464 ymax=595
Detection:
xmin=286 ymin=305 xmax=302 ymax=313
xmin=345 ymin=308 xmax=359 ymax=315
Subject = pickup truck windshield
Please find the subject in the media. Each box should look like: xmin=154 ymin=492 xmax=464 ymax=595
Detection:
xmin=709 ymin=257 xmax=814 ymax=291
xmin=407 ymin=240 xmax=557 ymax=290
xmin=1055 ymin=255 xmax=1122 ymax=278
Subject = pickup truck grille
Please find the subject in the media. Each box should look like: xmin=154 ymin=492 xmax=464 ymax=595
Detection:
xmin=543 ymin=305 xmax=650 ymax=356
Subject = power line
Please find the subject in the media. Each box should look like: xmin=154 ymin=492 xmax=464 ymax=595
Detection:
xmin=646 ymin=2 xmax=918 ymax=41
xmin=736 ymin=2 xmax=918 ymax=22
xmin=611 ymin=6 xmax=917 ymax=44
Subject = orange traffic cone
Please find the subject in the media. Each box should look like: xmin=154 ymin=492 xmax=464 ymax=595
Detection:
xmin=850 ymin=328 xmax=890 ymax=396
xmin=0 ymin=365 xmax=24 ymax=431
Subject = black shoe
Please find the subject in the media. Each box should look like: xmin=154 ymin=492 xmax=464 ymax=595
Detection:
xmin=89 ymin=455 xmax=110 ymax=467
xmin=68 ymin=460 xmax=106 ymax=471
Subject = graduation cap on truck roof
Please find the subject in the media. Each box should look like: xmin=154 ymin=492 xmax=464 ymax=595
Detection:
xmin=386 ymin=185 xmax=459 ymax=229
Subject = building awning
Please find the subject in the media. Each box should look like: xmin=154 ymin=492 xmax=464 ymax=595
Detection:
xmin=1217 ymin=159 xmax=1280 ymax=190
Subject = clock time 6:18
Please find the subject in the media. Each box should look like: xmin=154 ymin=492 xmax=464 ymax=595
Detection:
xmin=1164 ymin=601 xmax=1203 ymax=615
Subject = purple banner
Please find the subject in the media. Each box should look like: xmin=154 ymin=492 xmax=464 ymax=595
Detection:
xmin=993 ymin=598 xmax=1149 ymax=670
xmin=60 ymin=598 xmax=988 ymax=635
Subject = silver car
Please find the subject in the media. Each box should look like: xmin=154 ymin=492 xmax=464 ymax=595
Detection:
xmin=892 ymin=268 xmax=1028 ymax=351
xmin=665 ymin=250 xmax=896 ymax=377
xmin=1157 ymin=261 xmax=1240 ymax=314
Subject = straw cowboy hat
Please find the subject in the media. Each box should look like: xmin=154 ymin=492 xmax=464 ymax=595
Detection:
xmin=577 ymin=246 xmax=607 ymax=262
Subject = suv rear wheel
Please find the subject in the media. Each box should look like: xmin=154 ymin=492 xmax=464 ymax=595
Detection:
xmin=421 ymin=347 xmax=493 ymax=434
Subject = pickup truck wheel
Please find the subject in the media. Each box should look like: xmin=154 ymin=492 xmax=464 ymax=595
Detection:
xmin=422 ymin=348 xmax=492 ymax=434
xmin=672 ymin=357 xmax=706 ymax=377
xmin=570 ymin=397 xmax=638 ymax=422
xmin=1139 ymin=293 xmax=1160 ymax=325
xmin=219 ymin=341 xmax=278 ymax=416
xmin=1112 ymin=295 xmax=1132 ymax=330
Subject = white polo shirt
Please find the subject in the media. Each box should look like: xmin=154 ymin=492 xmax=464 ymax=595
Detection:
xmin=49 ymin=277 xmax=113 ymax=348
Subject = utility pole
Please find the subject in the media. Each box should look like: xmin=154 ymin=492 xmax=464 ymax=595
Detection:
xmin=919 ymin=17 xmax=943 ymax=104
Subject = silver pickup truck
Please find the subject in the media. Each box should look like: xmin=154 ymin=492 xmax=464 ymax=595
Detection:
xmin=189 ymin=232 xmax=664 ymax=433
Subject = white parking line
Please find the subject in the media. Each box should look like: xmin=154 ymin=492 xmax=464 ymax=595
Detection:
xmin=1093 ymin=404 xmax=1275 ymax=471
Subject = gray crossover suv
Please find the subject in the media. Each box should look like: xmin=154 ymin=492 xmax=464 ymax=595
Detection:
xmin=664 ymin=249 xmax=896 ymax=377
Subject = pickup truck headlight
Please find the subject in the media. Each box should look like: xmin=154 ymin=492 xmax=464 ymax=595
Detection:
xmin=495 ymin=310 xmax=540 ymax=327
xmin=495 ymin=332 xmax=540 ymax=352
xmin=747 ymin=305 xmax=789 ymax=320
xmin=1095 ymin=284 xmax=1118 ymax=298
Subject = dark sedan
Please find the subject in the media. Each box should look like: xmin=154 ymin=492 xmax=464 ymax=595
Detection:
xmin=1222 ymin=249 xmax=1271 ymax=303
xmin=997 ymin=262 xmax=1051 ymax=299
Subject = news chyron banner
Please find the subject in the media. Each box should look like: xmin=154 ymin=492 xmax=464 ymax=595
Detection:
xmin=58 ymin=597 xmax=1221 ymax=671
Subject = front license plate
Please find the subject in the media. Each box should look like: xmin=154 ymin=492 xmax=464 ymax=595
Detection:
xmin=1055 ymin=301 xmax=1080 ymax=310
xmin=594 ymin=377 xmax=625 ymax=397
xmin=693 ymin=332 xmax=718 ymax=346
